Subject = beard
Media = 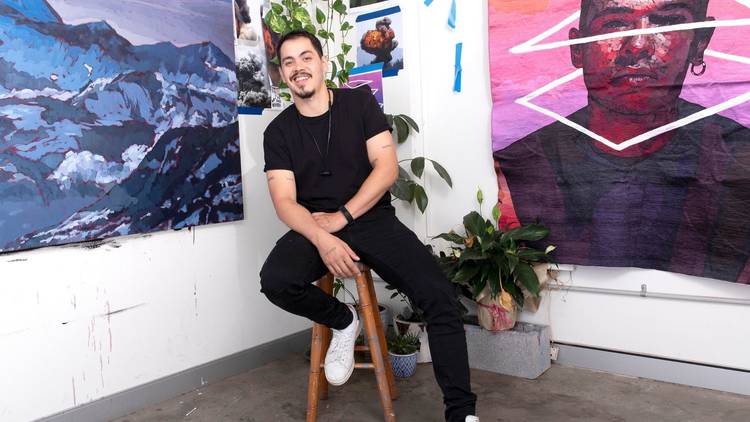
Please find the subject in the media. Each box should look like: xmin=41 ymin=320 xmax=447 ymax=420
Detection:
xmin=295 ymin=87 xmax=315 ymax=99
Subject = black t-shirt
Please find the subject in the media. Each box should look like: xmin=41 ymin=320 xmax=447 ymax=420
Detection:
xmin=263 ymin=87 xmax=393 ymax=212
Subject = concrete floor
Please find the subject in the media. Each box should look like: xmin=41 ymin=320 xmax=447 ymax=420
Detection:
xmin=112 ymin=353 xmax=750 ymax=422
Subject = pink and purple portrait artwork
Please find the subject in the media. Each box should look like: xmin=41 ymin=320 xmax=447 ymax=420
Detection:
xmin=0 ymin=0 xmax=243 ymax=253
xmin=489 ymin=0 xmax=750 ymax=282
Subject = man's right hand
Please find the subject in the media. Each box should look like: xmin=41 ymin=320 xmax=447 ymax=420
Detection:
xmin=315 ymin=232 xmax=361 ymax=278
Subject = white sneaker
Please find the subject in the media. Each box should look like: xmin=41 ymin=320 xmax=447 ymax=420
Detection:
xmin=324 ymin=304 xmax=360 ymax=386
xmin=465 ymin=416 xmax=480 ymax=422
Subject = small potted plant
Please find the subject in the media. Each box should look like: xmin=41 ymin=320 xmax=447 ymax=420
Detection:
xmin=385 ymin=285 xmax=432 ymax=363
xmin=434 ymin=188 xmax=555 ymax=331
xmin=387 ymin=332 xmax=421 ymax=378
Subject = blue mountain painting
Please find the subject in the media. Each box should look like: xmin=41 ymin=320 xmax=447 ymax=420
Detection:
xmin=0 ymin=0 xmax=243 ymax=252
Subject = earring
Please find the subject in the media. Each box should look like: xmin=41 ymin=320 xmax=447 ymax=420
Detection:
xmin=690 ymin=59 xmax=706 ymax=76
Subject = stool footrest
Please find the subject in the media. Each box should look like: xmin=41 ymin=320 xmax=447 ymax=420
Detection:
xmin=318 ymin=362 xmax=376 ymax=369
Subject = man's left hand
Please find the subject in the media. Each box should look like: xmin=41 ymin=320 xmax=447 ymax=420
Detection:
xmin=312 ymin=211 xmax=348 ymax=233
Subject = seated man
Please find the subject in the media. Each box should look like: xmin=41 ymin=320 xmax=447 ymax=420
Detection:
xmin=259 ymin=30 xmax=479 ymax=422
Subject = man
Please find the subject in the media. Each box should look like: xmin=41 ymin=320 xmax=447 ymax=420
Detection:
xmin=495 ymin=0 xmax=750 ymax=282
xmin=260 ymin=30 xmax=479 ymax=421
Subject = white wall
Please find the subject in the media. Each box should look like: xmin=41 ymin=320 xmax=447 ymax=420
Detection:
xmin=2 ymin=1 xmax=749 ymax=421
xmin=413 ymin=0 xmax=750 ymax=372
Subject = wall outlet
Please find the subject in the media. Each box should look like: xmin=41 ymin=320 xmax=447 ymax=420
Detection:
xmin=550 ymin=345 xmax=560 ymax=361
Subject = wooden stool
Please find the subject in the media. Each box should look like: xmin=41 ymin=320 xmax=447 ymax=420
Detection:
xmin=307 ymin=264 xmax=398 ymax=422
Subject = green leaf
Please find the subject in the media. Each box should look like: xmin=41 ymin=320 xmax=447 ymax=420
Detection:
xmin=487 ymin=267 xmax=500 ymax=298
xmin=410 ymin=157 xmax=425 ymax=178
xmin=505 ymin=224 xmax=550 ymax=242
xmin=332 ymin=0 xmax=347 ymax=14
xmin=430 ymin=160 xmax=452 ymax=188
xmin=304 ymin=24 xmax=317 ymax=35
xmin=317 ymin=29 xmax=328 ymax=39
xmin=345 ymin=61 xmax=354 ymax=71
xmin=316 ymin=7 xmax=326 ymax=24
xmin=463 ymin=211 xmax=486 ymax=237
xmin=385 ymin=114 xmax=394 ymax=128
xmin=394 ymin=116 xmax=409 ymax=144
xmin=434 ymin=232 xmax=465 ymax=244
xmin=271 ymin=3 xmax=283 ymax=14
xmin=268 ymin=13 xmax=287 ymax=35
xmin=476 ymin=188 xmax=484 ymax=205
xmin=341 ymin=43 xmax=352 ymax=55
xmin=454 ymin=262 xmax=480 ymax=283
xmin=516 ymin=262 xmax=541 ymax=295
xmin=491 ymin=204 xmax=500 ymax=224
xmin=399 ymin=114 xmax=419 ymax=132
xmin=398 ymin=165 xmax=410 ymax=181
xmin=516 ymin=248 xmax=548 ymax=261
xmin=292 ymin=7 xmax=312 ymax=25
xmin=390 ymin=179 xmax=414 ymax=201
xmin=341 ymin=21 xmax=353 ymax=31
xmin=337 ymin=55 xmax=345 ymax=68
xmin=412 ymin=184 xmax=428 ymax=213
xmin=330 ymin=61 xmax=338 ymax=81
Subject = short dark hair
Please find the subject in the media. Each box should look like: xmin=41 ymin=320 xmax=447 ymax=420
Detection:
xmin=580 ymin=0 xmax=709 ymax=31
xmin=275 ymin=30 xmax=324 ymax=63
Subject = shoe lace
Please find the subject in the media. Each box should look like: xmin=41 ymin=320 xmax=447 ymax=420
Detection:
xmin=330 ymin=330 xmax=354 ymax=361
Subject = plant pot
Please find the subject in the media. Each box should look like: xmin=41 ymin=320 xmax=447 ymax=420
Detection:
xmin=393 ymin=314 xmax=431 ymax=363
xmin=476 ymin=285 xmax=517 ymax=331
xmin=388 ymin=351 xmax=418 ymax=378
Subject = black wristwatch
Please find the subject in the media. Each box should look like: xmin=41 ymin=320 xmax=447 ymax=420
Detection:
xmin=339 ymin=206 xmax=355 ymax=225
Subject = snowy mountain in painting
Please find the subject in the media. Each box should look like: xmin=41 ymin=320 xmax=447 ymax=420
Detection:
xmin=0 ymin=0 xmax=242 ymax=251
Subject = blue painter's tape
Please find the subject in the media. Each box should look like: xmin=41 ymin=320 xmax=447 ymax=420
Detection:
xmin=238 ymin=106 xmax=264 ymax=115
xmin=448 ymin=0 xmax=457 ymax=29
xmin=424 ymin=0 xmax=434 ymax=5
xmin=453 ymin=42 xmax=462 ymax=92
xmin=383 ymin=67 xmax=400 ymax=78
xmin=349 ymin=62 xmax=384 ymax=76
xmin=355 ymin=5 xmax=401 ymax=22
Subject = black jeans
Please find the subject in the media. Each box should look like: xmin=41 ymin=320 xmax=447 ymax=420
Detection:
xmin=260 ymin=205 xmax=477 ymax=421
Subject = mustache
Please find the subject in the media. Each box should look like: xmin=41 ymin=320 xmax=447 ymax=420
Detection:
xmin=291 ymin=70 xmax=312 ymax=80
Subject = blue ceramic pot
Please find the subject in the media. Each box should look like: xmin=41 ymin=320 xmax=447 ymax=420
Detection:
xmin=389 ymin=351 xmax=418 ymax=378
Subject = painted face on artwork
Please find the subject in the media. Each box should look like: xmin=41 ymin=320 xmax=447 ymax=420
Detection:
xmin=570 ymin=0 xmax=713 ymax=115
xmin=279 ymin=37 xmax=328 ymax=100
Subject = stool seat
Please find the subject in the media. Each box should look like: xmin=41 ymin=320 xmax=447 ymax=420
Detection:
xmin=307 ymin=266 xmax=398 ymax=422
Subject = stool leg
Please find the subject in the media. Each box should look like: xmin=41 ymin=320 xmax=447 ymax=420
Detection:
xmin=356 ymin=273 xmax=396 ymax=422
xmin=318 ymin=274 xmax=334 ymax=401
xmin=307 ymin=274 xmax=335 ymax=422
xmin=365 ymin=271 xmax=398 ymax=400
xmin=307 ymin=322 xmax=324 ymax=422
xmin=320 ymin=326 xmax=330 ymax=400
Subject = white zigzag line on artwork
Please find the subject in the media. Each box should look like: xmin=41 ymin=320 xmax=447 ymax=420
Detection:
xmin=510 ymin=13 xmax=750 ymax=54
xmin=510 ymin=2 xmax=750 ymax=151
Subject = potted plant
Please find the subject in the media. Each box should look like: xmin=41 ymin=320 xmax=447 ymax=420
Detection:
xmin=434 ymin=189 xmax=555 ymax=331
xmin=387 ymin=332 xmax=420 ymax=378
xmin=384 ymin=285 xmax=432 ymax=363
